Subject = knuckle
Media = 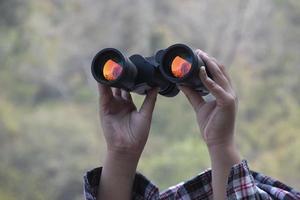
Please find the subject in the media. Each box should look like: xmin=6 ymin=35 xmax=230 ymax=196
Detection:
xmin=227 ymin=95 xmax=235 ymax=105
xmin=226 ymin=94 xmax=238 ymax=105
xmin=222 ymin=95 xmax=236 ymax=108
xmin=208 ymin=81 xmax=218 ymax=90
xmin=216 ymin=70 xmax=224 ymax=77
xmin=207 ymin=57 xmax=214 ymax=63
xmin=211 ymin=57 xmax=226 ymax=71
xmin=228 ymin=95 xmax=235 ymax=103
xmin=219 ymin=64 xmax=225 ymax=71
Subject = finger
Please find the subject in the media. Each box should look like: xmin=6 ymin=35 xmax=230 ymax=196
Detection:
xmin=199 ymin=66 xmax=230 ymax=102
xmin=195 ymin=49 xmax=208 ymax=56
xmin=139 ymin=88 xmax=159 ymax=119
xmin=121 ymin=90 xmax=132 ymax=101
xmin=198 ymin=52 xmax=228 ymax=87
xmin=112 ymin=88 xmax=121 ymax=98
xmin=179 ymin=86 xmax=205 ymax=110
xmin=98 ymin=84 xmax=113 ymax=105
xmin=196 ymin=50 xmax=230 ymax=91
xmin=210 ymin=57 xmax=232 ymax=85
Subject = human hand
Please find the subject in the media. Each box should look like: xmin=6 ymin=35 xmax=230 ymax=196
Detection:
xmin=179 ymin=49 xmax=241 ymax=200
xmin=98 ymin=84 xmax=158 ymax=158
xmin=97 ymin=85 xmax=158 ymax=200
xmin=179 ymin=49 xmax=238 ymax=149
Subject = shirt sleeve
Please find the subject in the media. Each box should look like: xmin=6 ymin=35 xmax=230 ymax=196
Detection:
xmin=160 ymin=160 xmax=300 ymax=199
xmin=83 ymin=167 xmax=159 ymax=200
xmin=83 ymin=160 xmax=300 ymax=200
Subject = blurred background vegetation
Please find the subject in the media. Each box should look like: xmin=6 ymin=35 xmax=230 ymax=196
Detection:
xmin=0 ymin=0 xmax=300 ymax=199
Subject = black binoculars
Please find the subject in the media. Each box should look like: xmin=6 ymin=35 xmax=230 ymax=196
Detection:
xmin=91 ymin=44 xmax=210 ymax=97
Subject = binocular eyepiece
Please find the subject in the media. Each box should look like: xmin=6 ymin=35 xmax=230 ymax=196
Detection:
xmin=91 ymin=44 xmax=210 ymax=97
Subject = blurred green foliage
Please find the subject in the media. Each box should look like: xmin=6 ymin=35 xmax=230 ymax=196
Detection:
xmin=0 ymin=0 xmax=300 ymax=199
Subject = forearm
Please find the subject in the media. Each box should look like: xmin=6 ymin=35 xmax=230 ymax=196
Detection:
xmin=208 ymin=142 xmax=241 ymax=200
xmin=97 ymin=150 xmax=140 ymax=200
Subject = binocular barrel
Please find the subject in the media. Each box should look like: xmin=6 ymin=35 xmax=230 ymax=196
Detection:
xmin=91 ymin=48 xmax=179 ymax=97
xmin=91 ymin=44 xmax=210 ymax=97
xmin=159 ymin=44 xmax=209 ymax=95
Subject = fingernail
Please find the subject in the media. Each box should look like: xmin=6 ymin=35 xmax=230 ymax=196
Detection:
xmin=200 ymin=66 xmax=207 ymax=77
xmin=200 ymin=66 xmax=206 ymax=73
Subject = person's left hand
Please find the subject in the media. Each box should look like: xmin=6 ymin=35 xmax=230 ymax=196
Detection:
xmin=179 ymin=49 xmax=238 ymax=149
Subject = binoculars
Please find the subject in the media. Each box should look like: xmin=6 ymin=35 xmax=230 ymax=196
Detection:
xmin=91 ymin=44 xmax=210 ymax=97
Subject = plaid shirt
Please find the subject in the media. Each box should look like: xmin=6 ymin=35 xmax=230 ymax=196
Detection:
xmin=83 ymin=160 xmax=300 ymax=200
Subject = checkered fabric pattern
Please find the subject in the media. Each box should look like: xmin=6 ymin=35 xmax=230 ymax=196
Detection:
xmin=83 ymin=160 xmax=300 ymax=200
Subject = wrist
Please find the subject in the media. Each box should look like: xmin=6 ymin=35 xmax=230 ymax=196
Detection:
xmin=106 ymin=149 xmax=141 ymax=168
xmin=106 ymin=143 xmax=144 ymax=160
xmin=98 ymin=148 xmax=140 ymax=199
xmin=208 ymin=141 xmax=241 ymax=167
xmin=102 ymin=150 xmax=140 ymax=180
xmin=207 ymin=140 xmax=241 ymax=200
xmin=205 ymin=133 xmax=235 ymax=149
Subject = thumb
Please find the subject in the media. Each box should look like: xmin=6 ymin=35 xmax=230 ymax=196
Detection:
xmin=98 ymin=83 xmax=113 ymax=106
xmin=179 ymin=85 xmax=205 ymax=110
xmin=139 ymin=88 xmax=159 ymax=119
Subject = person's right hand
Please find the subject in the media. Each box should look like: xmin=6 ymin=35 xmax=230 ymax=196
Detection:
xmin=97 ymin=85 xmax=158 ymax=200
xmin=98 ymin=84 xmax=158 ymax=157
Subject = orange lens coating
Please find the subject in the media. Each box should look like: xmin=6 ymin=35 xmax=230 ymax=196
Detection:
xmin=171 ymin=56 xmax=192 ymax=78
xmin=103 ymin=59 xmax=123 ymax=81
